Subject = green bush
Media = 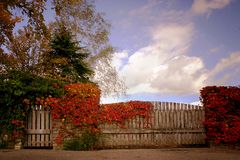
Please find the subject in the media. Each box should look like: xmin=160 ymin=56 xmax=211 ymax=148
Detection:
xmin=0 ymin=70 xmax=65 ymax=140
xmin=0 ymin=139 xmax=8 ymax=149
xmin=63 ymin=130 xmax=100 ymax=150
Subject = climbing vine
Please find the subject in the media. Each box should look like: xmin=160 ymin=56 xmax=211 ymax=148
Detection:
xmin=46 ymin=83 xmax=101 ymax=144
xmin=100 ymin=101 xmax=153 ymax=128
xmin=46 ymin=83 xmax=153 ymax=146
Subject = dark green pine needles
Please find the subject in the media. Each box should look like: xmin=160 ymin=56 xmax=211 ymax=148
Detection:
xmin=49 ymin=25 xmax=94 ymax=83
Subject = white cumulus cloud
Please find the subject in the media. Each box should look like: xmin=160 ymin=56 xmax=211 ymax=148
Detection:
xmin=191 ymin=0 xmax=232 ymax=15
xmin=208 ymin=52 xmax=240 ymax=85
xmin=111 ymin=51 xmax=128 ymax=70
xmin=115 ymin=23 xmax=208 ymax=95
xmin=111 ymin=25 xmax=240 ymax=97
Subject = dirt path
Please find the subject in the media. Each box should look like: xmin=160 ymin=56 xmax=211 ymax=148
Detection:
xmin=1 ymin=148 xmax=240 ymax=160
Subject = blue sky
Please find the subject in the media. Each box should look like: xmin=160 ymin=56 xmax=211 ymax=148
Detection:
xmin=94 ymin=0 xmax=240 ymax=104
xmin=12 ymin=0 xmax=240 ymax=104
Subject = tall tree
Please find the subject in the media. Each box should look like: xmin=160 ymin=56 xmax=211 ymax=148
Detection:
xmin=0 ymin=0 xmax=110 ymax=58
xmin=51 ymin=0 xmax=126 ymax=96
xmin=0 ymin=0 xmax=126 ymax=96
xmin=48 ymin=24 xmax=93 ymax=82
xmin=52 ymin=0 xmax=111 ymax=57
xmin=93 ymin=56 xmax=126 ymax=97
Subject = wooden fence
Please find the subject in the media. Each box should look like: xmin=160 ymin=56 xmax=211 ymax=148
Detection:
xmin=24 ymin=105 xmax=52 ymax=148
xmin=24 ymin=101 xmax=206 ymax=149
xmin=98 ymin=102 xmax=206 ymax=148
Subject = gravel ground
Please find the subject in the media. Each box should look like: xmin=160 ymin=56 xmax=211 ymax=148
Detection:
xmin=1 ymin=148 xmax=240 ymax=160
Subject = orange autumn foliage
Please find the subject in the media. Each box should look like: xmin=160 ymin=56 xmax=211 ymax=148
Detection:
xmin=47 ymin=83 xmax=153 ymax=144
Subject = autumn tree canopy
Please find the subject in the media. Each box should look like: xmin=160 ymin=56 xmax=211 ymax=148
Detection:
xmin=1 ymin=26 xmax=50 ymax=74
xmin=48 ymin=24 xmax=94 ymax=82
xmin=0 ymin=0 xmax=110 ymax=58
xmin=0 ymin=0 xmax=47 ymax=50
xmin=0 ymin=0 xmax=125 ymax=96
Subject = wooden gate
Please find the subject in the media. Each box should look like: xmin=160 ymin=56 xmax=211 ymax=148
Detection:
xmin=24 ymin=105 xmax=52 ymax=148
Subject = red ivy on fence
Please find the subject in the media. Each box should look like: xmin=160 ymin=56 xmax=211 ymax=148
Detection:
xmin=46 ymin=83 xmax=153 ymax=144
xmin=46 ymin=83 xmax=101 ymax=144
xmin=100 ymin=101 xmax=153 ymax=128
xmin=200 ymin=86 xmax=240 ymax=145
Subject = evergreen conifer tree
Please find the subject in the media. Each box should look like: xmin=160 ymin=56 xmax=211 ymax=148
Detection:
xmin=49 ymin=25 xmax=93 ymax=82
